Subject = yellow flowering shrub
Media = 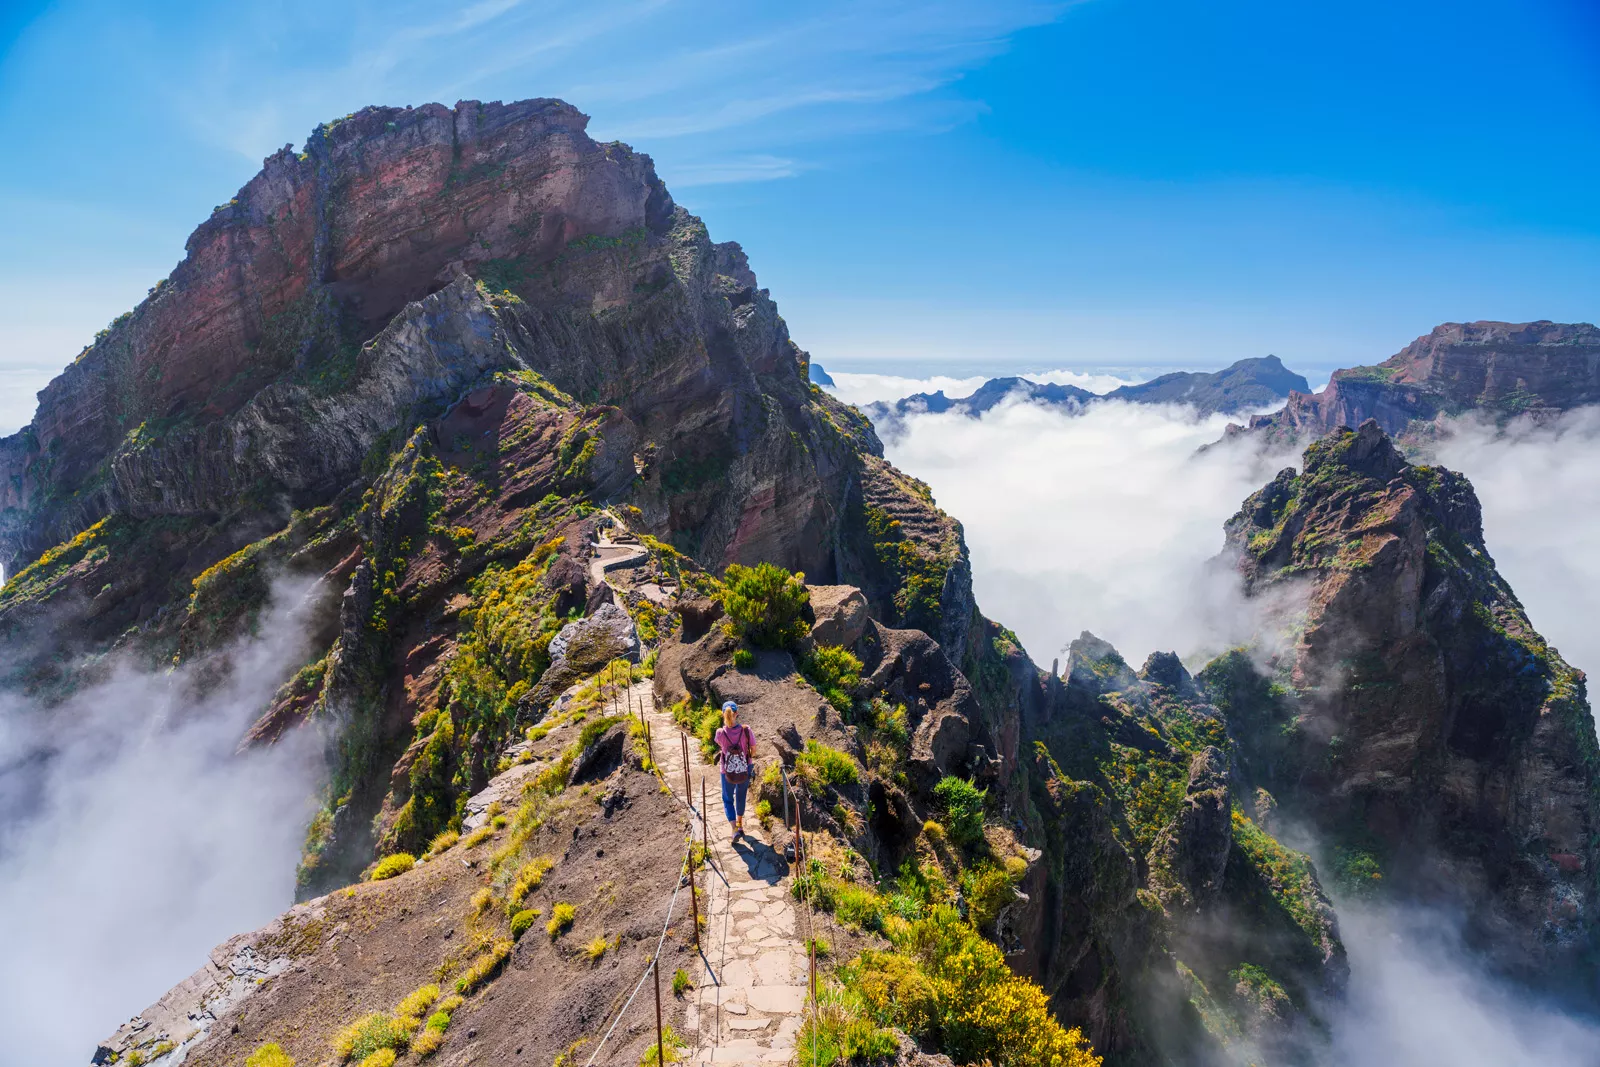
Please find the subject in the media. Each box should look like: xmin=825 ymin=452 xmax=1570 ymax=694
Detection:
xmin=850 ymin=905 xmax=1102 ymax=1067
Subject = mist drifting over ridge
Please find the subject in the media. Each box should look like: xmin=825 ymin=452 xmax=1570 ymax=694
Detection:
xmin=0 ymin=580 xmax=329 ymax=1065
xmin=822 ymin=368 xmax=1600 ymax=1064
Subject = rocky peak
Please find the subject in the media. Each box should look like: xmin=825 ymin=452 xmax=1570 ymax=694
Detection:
xmin=0 ymin=97 xmax=679 ymax=571
xmin=1234 ymin=319 xmax=1600 ymax=446
xmin=863 ymin=354 xmax=1309 ymax=434
xmin=1223 ymin=419 xmax=1600 ymax=986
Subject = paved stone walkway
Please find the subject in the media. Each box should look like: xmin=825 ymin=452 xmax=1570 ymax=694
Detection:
xmin=636 ymin=685 xmax=809 ymax=1065
xmin=593 ymin=517 xmax=811 ymax=1065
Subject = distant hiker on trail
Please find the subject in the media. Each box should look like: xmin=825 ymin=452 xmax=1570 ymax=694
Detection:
xmin=715 ymin=700 xmax=757 ymax=842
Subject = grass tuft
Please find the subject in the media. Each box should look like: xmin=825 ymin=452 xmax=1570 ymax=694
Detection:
xmin=510 ymin=908 xmax=541 ymax=940
xmin=246 ymin=1044 xmax=295 ymax=1067
xmin=370 ymin=853 xmax=416 ymax=880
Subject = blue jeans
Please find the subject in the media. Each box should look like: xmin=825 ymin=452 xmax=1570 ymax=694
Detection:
xmin=721 ymin=775 xmax=749 ymax=824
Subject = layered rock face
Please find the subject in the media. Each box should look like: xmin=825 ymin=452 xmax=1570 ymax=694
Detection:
xmin=0 ymin=99 xmax=968 ymax=692
xmin=1 ymin=99 xmax=662 ymax=565
xmin=1224 ymin=419 xmax=1600 ymax=986
xmin=1238 ymin=320 xmax=1600 ymax=445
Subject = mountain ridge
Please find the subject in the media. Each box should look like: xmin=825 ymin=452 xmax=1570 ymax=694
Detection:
xmin=0 ymin=98 xmax=1594 ymax=1067
xmin=1228 ymin=320 xmax=1600 ymax=447
xmin=861 ymin=355 xmax=1309 ymax=431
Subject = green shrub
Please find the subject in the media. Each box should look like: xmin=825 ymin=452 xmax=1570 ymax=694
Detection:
xmin=801 ymin=645 xmax=862 ymax=713
xmin=333 ymin=1013 xmax=409 ymax=1061
xmin=672 ymin=968 xmax=692 ymax=995
xmin=510 ymin=909 xmax=540 ymax=939
xmin=640 ymin=1024 xmax=685 ymax=1066
xmin=798 ymin=980 xmax=900 ymax=1066
xmin=933 ymin=777 xmax=986 ymax=846
xmin=246 ymin=1044 xmax=295 ymax=1067
xmin=849 ymin=905 xmax=1103 ymax=1066
xmin=370 ymin=853 xmax=416 ymax=880
xmin=547 ymin=901 xmax=576 ymax=938
xmin=454 ymin=939 xmax=513 ymax=994
xmin=509 ymin=856 xmax=555 ymax=906
xmin=424 ymin=830 xmax=458 ymax=857
xmin=732 ymin=647 xmax=755 ymax=668
xmin=796 ymin=740 xmax=860 ymax=788
xmin=835 ymin=883 xmax=885 ymax=931
xmin=961 ymin=863 xmax=1018 ymax=929
xmin=719 ymin=563 xmax=809 ymax=648
xmin=359 ymin=1051 xmax=397 ymax=1067
xmin=396 ymin=983 xmax=440 ymax=1019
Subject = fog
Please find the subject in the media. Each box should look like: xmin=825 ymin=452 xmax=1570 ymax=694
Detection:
xmin=832 ymin=372 xmax=1600 ymax=1065
xmin=0 ymin=580 xmax=327 ymax=1066
xmin=1321 ymin=905 xmax=1600 ymax=1066
xmin=876 ymin=393 xmax=1301 ymax=666
xmin=1434 ymin=407 xmax=1600 ymax=679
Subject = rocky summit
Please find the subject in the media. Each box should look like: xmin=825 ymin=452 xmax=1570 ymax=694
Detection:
xmin=0 ymin=98 xmax=1595 ymax=1067
xmin=1230 ymin=320 xmax=1600 ymax=447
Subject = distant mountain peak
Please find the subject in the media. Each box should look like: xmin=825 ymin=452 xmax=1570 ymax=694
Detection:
xmin=1230 ymin=319 xmax=1600 ymax=446
xmin=859 ymin=354 xmax=1308 ymax=431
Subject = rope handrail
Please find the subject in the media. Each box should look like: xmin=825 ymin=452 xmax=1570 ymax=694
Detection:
xmin=581 ymin=825 xmax=690 ymax=1067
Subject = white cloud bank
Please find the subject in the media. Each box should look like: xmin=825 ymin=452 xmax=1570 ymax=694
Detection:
xmin=0 ymin=581 xmax=327 ymax=1066
xmin=880 ymin=393 xmax=1298 ymax=667
xmin=1321 ymin=904 xmax=1600 ymax=1067
xmin=1434 ymin=407 xmax=1600 ymax=680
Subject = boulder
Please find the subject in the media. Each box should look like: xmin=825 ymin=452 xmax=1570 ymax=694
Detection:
xmin=807 ymin=584 xmax=869 ymax=648
xmin=549 ymin=601 xmax=639 ymax=668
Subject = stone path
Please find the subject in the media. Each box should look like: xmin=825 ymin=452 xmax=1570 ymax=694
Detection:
xmin=592 ymin=515 xmax=812 ymax=1066
xmin=640 ymin=689 xmax=810 ymax=1066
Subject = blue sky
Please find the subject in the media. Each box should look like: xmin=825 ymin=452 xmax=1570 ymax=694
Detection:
xmin=1 ymin=0 xmax=1597 ymax=432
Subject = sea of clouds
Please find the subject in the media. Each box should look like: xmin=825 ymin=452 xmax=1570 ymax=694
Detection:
xmin=0 ymin=367 xmax=1594 ymax=1066
xmin=825 ymin=368 xmax=1600 ymax=1066
xmin=0 ymin=581 xmax=327 ymax=1065
xmin=830 ymin=371 xmax=1600 ymax=683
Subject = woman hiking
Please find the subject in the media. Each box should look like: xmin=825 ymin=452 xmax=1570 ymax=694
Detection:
xmin=715 ymin=700 xmax=757 ymax=842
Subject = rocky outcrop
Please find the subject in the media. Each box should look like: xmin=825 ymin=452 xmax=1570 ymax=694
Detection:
xmin=93 ymin=901 xmax=331 ymax=1066
xmin=1 ymin=99 xmax=664 ymax=567
xmin=1231 ymin=320 xmax=1600 ymax=447
xmin=1103 ymin=355 xmax=1309 ymax=413
xmin=807 ymin=583 xmax=870 ymax=648
xmin=867 ymin=377 xmax=1096 ymax=427
xmin=1223 ymin=418 xmax=1600 ymax=986
xmin=1148 ymin=746 xmax=1232 ymax=910
xmin=0 ymin=98 xmax=964 ymax=699
xmin=525 ymin=602 xmax=641 ymax=712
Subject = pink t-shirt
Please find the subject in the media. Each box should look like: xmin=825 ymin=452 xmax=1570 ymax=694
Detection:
xmin=714 ymin=724 xmax=753 ymax=769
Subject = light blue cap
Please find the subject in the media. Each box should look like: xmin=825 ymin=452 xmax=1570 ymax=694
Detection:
xmin=722 ymin=701 xmax=738 ymax=712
